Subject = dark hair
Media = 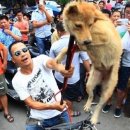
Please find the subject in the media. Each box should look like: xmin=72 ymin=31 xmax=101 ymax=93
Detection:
xmin=102 ymin=9 xmax=111 ymax=17
xmin=56 ymin=21 xmax=65 ymax=32
xmin=8 ymin=41 xmax=24 ymax=56
xmin=99 ymin=1 xmax=106 ymax=5
xmin=107 ymin=0 xmax=110 ymax=3
xmin=111 ymin=9 xmax=121 ymax=16
xmin=0 ymin=15 xmax=9 ymax=21
xmin=15 ymin=10 xmax=23 ymax=15
xmin=125 ymin=2 xmax=130 ymax=11
xmin=23 ymin=13 xmax=31 ymax=20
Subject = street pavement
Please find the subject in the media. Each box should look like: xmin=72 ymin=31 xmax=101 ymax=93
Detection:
xmin=0 ymin=96 xmax=130 ymax=130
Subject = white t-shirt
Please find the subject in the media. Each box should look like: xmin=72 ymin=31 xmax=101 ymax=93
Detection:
xmin=31 ymin=8 xmax=53 ymax=38
xmin=12 ymin=55 xmax=62 ymax=120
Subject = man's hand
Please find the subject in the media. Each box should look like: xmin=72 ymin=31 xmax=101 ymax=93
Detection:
xmin=52 ymin=101 xmax=68 ymax=111
xmin=58 ymin=64 xmax=74 ymax=78
xmin=113 ymin=20 xmax=121 ymax=27
xmin=4 ymin=29 xmax=12 ymax=35
xmin=47 ymin=59 xmax=74 ymax=77
xmin=127 ymin=22 xmax=130 ymax=32
xmin=40 ymin=4 xmax=46 ymax=12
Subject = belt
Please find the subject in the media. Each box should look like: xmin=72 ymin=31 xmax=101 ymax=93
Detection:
xmin=26 ymin=113 xmax=62 ymax=125
xmin=26 ymin=118 xmax=40 ymax=125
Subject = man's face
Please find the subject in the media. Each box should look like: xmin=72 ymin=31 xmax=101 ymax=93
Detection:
xmin=11 ymin=43 xmax=32 ymax=67
xmin=17 ymin=12 xmax=23 ymax=21
xmin=98 ymin=2 xmax=105 ymax=10
xmin=0 ymin=19 xmax=10 ymax=29
xmin=111 ymin=11 xmax=121 ymax=23
xmin=125 ymin=7 xmax=130 ymax=21
xmin=39 ymin=4 xmax=45 ymax=10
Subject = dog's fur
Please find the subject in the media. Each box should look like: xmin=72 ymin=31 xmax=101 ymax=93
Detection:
xmin=56 ymin=1 xmax=122 ymax=124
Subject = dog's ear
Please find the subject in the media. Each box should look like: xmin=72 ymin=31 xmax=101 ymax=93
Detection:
xmin=94 ymin=10 xmax=107 ymax=22
xmin=66 ymin=5 xmax=78 ymax=16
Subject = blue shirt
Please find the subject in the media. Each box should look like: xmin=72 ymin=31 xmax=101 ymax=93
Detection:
xmin=0 ymin=25 xmax=22 ymax=60
xmin=31 ymin=8 xmax=53 ymax=38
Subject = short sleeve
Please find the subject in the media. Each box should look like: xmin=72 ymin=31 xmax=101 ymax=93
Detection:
xmin=79 ymin=51 xmax=90 ymax=61
xmin=31 ymin=11 xmax=38 ymax=21
xmin=12 ymin=77 xmax=30 ymax=101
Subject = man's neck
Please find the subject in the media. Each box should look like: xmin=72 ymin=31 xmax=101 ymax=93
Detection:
xmin=20 ymin=61 xmax=33 ymax=75
xmin=18 ymin=19 xmax=23 ymax=22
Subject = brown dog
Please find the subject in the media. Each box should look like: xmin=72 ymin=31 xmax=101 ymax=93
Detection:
xmin=58 ymin=1 xmax=122 ymax=124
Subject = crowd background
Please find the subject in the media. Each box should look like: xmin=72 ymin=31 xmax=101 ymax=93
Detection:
xmin=0 ymin=0 xmax=130 ymax=126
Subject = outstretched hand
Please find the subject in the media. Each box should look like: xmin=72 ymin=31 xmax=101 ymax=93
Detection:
xmin=59 ymin=64 xmax=74 ymax=78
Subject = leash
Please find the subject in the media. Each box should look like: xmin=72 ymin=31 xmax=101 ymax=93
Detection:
xmin=60 ymin=35 xmax=75 ymax=104
xmin=53 ymin=35 xmax=77 ymax=122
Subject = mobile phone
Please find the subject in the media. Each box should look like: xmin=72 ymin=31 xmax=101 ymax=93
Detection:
xmin=117 ymin=18 xmax=129 ymax=25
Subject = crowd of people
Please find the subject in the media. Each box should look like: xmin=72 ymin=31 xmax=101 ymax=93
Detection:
xmin=97 ymin=0 xmax=130 ymax=119
xmin=0 ymin=0 xmax=130 ymax=129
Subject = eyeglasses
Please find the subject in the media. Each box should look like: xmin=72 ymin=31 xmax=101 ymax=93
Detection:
xmin=14 ymin=47 xmax=28 ymax=56
xmin=125 ymin=11 xmax=130 ymax=14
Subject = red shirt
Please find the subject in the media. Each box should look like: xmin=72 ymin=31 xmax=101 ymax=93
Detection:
xmin=14 ymin=20 xmax=29 ymax=42
xmin=0 ymin=43 xmax=4 ymax=74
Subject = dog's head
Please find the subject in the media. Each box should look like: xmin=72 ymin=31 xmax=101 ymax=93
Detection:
xmin=63 ymin=2 xmax=106 ymax=50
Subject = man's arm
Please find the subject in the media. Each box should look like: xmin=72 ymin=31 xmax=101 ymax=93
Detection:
xmin=83 ymin=60 xmax=91 ymax=79
xmin=32 ymin=20 xmax=49 ymax=28
xmin=0 ymin=43 xmax=8 ymax=71
xmin=41 ymin=4 xmax=53 ymax=23
xmin=14 ymin=22 xmax=29 ymax=34
xmin=46 ymin=58 xmax=74 ymax=78
xmin=24 ymin=96 xmax=67 ymax=111
xmin=83 ymin=60 xmax=91 ymax=73
xmin=44 ymin=9 xmax=53 ymax=23
xmin=20 ymin=29 xmax=29 ymax=34
xmin=4 ymin=29 xmax=21 ymax=41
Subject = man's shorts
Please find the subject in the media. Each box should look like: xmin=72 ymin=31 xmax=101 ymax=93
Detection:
xmin=0 ymin=74 xmax=7 ymax=96
xmin=56 ymin=79 xmax=81 ymax=101
xmin=117 ymin=66 xmax=130 ymax=91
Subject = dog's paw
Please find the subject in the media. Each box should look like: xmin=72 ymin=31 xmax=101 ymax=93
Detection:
xmin=90 ymin=115 xmax=98 ymax=125
xmin=84 ymin=104 xmax=91 ymax=112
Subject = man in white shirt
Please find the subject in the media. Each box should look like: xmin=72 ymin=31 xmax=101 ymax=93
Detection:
xmin=9 ymin=41 xmax=74 ymax=130
xmin=31 ymin=0 xmax=53 ymax=54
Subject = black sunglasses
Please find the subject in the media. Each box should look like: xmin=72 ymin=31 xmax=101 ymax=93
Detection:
xmin=14 ymin=47 xmax=28 ymax=56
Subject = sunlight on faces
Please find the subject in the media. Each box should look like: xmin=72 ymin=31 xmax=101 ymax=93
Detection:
xmin=11 ymin=42 xmax=31 ymax=67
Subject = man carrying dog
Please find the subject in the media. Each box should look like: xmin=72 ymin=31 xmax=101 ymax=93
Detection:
xmin=9 ymin=41 xmax=74 ymax=130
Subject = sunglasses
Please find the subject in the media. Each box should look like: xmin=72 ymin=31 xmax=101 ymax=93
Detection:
xmin=14 ymin=47 xmax=28 ymax=56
